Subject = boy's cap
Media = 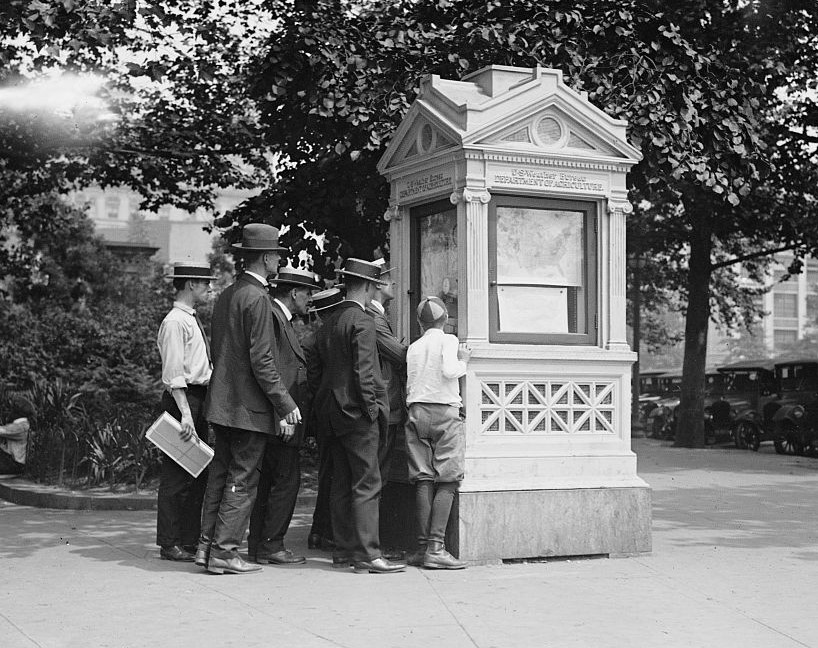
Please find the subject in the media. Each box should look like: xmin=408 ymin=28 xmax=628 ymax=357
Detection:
xmin=417 ymin=296 xmax=448 ymax=323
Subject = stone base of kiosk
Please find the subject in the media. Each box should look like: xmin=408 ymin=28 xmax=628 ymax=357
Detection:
xmin=381 ymin=482 xmax=651 ymax=564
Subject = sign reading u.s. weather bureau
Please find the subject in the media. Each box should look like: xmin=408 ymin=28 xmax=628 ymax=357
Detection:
xmin=397 ymin=171 xmax=454 ymax=201
xmin=490 ymin=166 xmax=608 ymax=195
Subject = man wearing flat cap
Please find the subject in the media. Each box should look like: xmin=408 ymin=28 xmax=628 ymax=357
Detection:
xmin=307 ymin=259 xmax=406 ymax=574
xmin=155 ymin=261 xmax=216 ymax=562
xmin=248 ymin=266 xmax=320 ymax=565
xmin=198 ymin=223 xmax=301 ymax=575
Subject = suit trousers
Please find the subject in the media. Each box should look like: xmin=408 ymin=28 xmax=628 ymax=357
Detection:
xmin=309 ymin=426 xmax=334 ymax=539
xmin=247 ymin=439 xmax=301 ymax=556
xmin=377 ymin=422 xmax=399 ymax=488
xmin=199 ymin=423 xmax=267 ymax=556
xmin=156 ymin=386 xmax=209 ymax=548
xmin=329 ymin=422 xmax=382 ymax=562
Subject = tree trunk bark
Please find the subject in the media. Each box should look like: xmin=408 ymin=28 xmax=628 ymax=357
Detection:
xmin=675 ymin=208 xmax=713 ymax=448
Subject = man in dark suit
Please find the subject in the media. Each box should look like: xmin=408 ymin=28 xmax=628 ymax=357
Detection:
xmin=248 ymin=267 xmax=320 ymax=565
xmin=366 ymin=259 xmax=407 ymax=489
xmin=198 ymin=224 xmax=301 ymax=575
xmin=307 ymin=259 xmax=406 ymax=574
xmin=303 ymin=287 xmax=344 ymax=551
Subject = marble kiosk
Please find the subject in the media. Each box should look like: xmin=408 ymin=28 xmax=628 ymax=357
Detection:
xmin=377 ymin=65 xmax=651 ymax=562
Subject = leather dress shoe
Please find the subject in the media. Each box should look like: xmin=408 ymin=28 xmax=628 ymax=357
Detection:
xmin=207 ymin=553 xmax=262 ymax=575
xmin=160 ymin=545 xmax=194 ymax=562
xmin=331 ymin=556 xmax=353 ymax=569
xmin=194 ymin=542 xmax=211 ymax=568
xmin=256 ymin=549 xmax=305 ymax=565
xmin=353 ymin=557 xmax=407 ymax=574
xmin=423 ymin=543 xmax=467 ymax=570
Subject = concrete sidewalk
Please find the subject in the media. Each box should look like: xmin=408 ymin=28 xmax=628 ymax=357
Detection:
xmin=2 ymin=438 xmax=817 ymax=648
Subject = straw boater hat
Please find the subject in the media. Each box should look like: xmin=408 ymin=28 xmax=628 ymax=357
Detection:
xmin=372 ymin=258 xmax=393 ymax=276
xmin=231 ymin=223 xmax=287 ymax=252
xmin=309 ymin=287 xmax=344 ymax=312
xmin=270 ymin=267 xmax=322 ymax=290
xmin=336 ymin=258 xmax=388 ymax=285
xmin=165 ymin=262 xmax=217 ymax=280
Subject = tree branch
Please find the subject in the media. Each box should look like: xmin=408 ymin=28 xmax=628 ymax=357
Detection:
xmin=710 ymin=243 xmax=804 ymax=270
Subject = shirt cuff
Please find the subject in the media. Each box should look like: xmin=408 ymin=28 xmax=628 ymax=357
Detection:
xmin=165 ymin=377 xmax=188 ymax=390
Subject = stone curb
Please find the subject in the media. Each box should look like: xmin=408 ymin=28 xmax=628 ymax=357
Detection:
xmin=0 ymin=475 xmax=318 ymax=511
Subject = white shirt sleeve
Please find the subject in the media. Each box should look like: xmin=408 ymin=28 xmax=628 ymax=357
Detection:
xmin=440 ymin=335 xmax=467 ymax=380
xmin=158 ymin=319 xmax=188 ymax=390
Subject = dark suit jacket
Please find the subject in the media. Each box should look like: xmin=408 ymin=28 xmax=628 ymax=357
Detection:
xmin=307 ymin=300 xmax=388 ymax=436
xmin=205 ymin=273 xmax=296 ymax=434
xmin=365 ymin=303 xmax=407 ymax=425
xmin=269 ymin=300 xmax=307 ymax=447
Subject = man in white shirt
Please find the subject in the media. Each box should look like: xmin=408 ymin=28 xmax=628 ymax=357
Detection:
xmin=404 ymin=296 xmax=471 ymax=570
xmin=156 ymin=262 xmax=215 ymax=561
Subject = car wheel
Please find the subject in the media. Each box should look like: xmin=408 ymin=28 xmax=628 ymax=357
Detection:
xmin=774 ymin=434 xmax=804 ymax=456
xmin=735 ymin=422 xmax=759 ymax=451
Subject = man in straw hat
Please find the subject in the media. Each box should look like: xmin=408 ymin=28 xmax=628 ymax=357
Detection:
xmin=367 ymin=259 xmax=407 ymax=501
xmin=302 ymin=287 xmax=344 ymax=551
xmin=198 ymin=224 xmax=301 ymax=575
xmin=156 ymin=261 xmax=216 ymax=562
xmin=307 ymin=259 xmax=406 ymax=574
xmin=248 ymin=266 xmax=320 ymax=565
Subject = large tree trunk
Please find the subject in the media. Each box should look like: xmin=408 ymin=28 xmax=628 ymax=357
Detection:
xmin=675 ymin=209 xmax=713 ymax=448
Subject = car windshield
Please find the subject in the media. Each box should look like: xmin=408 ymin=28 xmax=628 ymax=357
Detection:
xmin=724 ymin=371 xmax=760 ymax=393
xmin=777 ymin=364 xmax=818 ymax=392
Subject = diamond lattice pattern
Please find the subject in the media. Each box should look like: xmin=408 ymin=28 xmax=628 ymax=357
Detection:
xmin=479 ymin=380 xmax=616 ymax=435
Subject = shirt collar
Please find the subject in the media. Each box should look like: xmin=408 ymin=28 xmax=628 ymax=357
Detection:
xmin=273 ymin=298 xmax=293 ymax=321
xmin=423 ymin=327 xmax=444 ymax=337
xmin=369 ymin=299 xmax=385 ymax=315
xmin=244 ymin=270 xmax=268 ymax=287
xmin=343 ymin=298 xmax=366 ymax=311
xmin=172 ymin=301 xmax=195 ymax=316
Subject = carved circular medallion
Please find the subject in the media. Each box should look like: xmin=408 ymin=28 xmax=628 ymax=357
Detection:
xmin=418 ymin=123 xmax=435 ymax=153
xmin=535 ymin=116 xmax=563 ymax=146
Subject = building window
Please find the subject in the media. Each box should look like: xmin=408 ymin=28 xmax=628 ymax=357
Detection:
xmin=774 ymin=293 xmax=798 ymax=318
xmin=773 ymin=329 xmax=798 ymax=347
xmin=105 ymin=196 xmax=120 ymax=219
xmin=488 ymin=195 xmax=597 ymax=345
xmin=410 ymin=200 xmax=458 ymax=341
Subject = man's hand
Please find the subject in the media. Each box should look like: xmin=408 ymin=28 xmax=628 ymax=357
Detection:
xmin=179 ymin=413 xmax=197 ymax=442
xmin=285 ymin=406 xmax=302 ymax=425
xmin=278 ymin=421 xmax=296 ymax=442
xmin=457 ymin=343 xmax=472 ymax=363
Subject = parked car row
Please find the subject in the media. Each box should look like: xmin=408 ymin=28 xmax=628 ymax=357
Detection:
xmin=637 ymin=358 xmax=818 ymax=456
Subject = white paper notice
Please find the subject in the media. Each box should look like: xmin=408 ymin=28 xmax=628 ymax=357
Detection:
xmin=145 ymin=411 xmax=213 ymax=478
xmin=497 ymin=286 xmax=569 ymax=333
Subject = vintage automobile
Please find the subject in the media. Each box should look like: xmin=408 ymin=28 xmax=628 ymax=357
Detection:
xmin=647 ymin=370 xmax=726 ymax=441
xmin=645 ymin=372 xmax=683 ymax=439
xmin=707 ymin=359 xmax=776 ymax=450
xmin=765 ymin=359 xmax=818 ymax=455
xmin=637 ymin=369 xmax=671 ymax=426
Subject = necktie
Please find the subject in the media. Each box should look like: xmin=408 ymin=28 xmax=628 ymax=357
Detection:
xmin=193 ymin=311 xmax=212 ymax=366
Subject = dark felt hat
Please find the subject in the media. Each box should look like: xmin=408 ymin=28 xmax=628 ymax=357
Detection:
xmin=165 ymin=262 xmax=216 ymax=280
xmin=309 ymin=287 xmax=344 ymax=312
xmin=270 ymin=267 xmax=322 ymax=290
xmin=231 ymin=223 xmax=287 ymax=252
xmin=336 ymin=258 xmax=388 ymax=285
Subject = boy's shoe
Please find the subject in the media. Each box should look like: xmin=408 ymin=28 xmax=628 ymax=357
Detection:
xmin=423 ymin=542 xmax=467 ymax=570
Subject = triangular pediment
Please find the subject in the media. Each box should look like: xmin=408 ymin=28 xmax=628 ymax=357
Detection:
xmin=379 ymin=103 xmax=462 ymax=172
xmin=464 ymin=99 xmax=636 ymax=160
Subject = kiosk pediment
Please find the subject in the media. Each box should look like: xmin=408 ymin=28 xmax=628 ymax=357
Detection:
xmin=470 ymin=104 xmax=627 ymax=159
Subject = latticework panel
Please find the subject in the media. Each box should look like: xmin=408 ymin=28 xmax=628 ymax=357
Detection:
xmin=479 ymin=380 xmax=617 ymax=435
